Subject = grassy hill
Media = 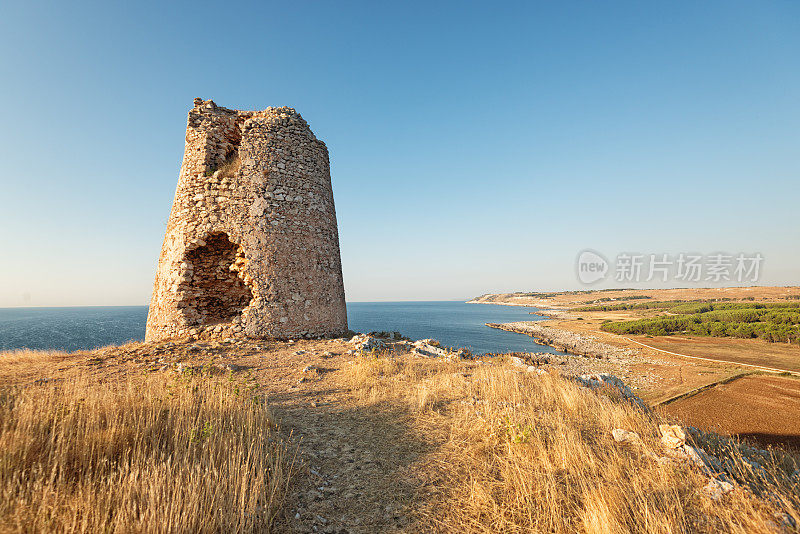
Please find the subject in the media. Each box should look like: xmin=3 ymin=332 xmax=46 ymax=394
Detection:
xmin=1 ymin=340 xmax=798 ymax=532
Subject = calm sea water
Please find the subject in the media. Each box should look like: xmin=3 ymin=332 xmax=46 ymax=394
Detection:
xmin=347 ymin=301 xmax=560 ymax=354
xmin=0 ymin=301 xmax=560 ymax=355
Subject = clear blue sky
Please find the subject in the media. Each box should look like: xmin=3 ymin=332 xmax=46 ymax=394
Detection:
xmin=1 ymin=1 xmax=798 ymax=306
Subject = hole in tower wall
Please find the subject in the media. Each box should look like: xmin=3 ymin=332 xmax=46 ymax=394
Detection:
xmin=204 ymin=118 xmax=245 ymax=177
xmin=182 ymin=233 xmax=253 ymax=326
xmin=206 ymin=148 xmax=240 ymax=178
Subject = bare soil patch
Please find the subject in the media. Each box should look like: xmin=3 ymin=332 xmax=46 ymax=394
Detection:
xmin=663 ymin=375 xmax=800 ymax=450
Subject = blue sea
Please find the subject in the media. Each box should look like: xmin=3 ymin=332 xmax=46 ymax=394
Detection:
xmin=0 ymin=301 xmax=560 ymax=355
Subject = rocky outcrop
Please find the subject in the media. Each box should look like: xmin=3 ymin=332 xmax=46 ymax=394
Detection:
xmin=608 ymin=420 xmax=798 ymax=529
xmin=573 ymin=373 xmax=649 ymax=411
xmin=487 ymin=321 xmax=636 ymax=360
xmin=347 ymin=334 xmax=471 ymax=360
xmin=348 ymin=334 xmax=387 ymax=354
xmin=508 ymin=355 xmax=549 ymax=375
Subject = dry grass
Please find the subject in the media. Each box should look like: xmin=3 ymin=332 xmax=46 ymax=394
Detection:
xmin=347 ymin=353 xmax=800 ymax=533
xmin=344 ymin=352 xmax=463 ymax=411
xmin=0 ymin=367 xmax=293 ymax=533
xmin=0 ymin=349 xmax=71 ymax=366
xmin=0 ymin=349 xmax=76 ymax=384
xmin=218 ymin=153 xmax=240 ymax=178
xmin=3 ymin=341 xmax=798 ymax=533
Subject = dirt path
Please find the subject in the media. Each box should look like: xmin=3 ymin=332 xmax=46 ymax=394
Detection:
xmin=226 ymin=340 xmax=436 ymax=533
xmin=270 ymin=380 xmax=428 ymax=533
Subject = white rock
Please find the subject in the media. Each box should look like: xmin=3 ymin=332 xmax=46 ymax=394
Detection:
xmin=412 ymin=340 xmax=450 ymax=358
xmin=681 ymin=444 xmax=717 ymax=474
xmin=349 ymin=334 xmax=386 ymax=354
xmin=612 ymin=428 xmax=642 ymax=445
xmin=702 ymin=478 xmax=735 ymax=500
xmin=509 ymin=356 xmax=527 ymax=368
xmin=574 ymin=373 xmax=649 ymax=411
xmin=249 ymin=197 xmax=267 ymax=217
xmin=659 ymin=424 xmax=686 ymax=449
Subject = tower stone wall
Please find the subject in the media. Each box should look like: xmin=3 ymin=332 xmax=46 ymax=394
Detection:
xmin=145 ymin=98 xmax=347 ymax=341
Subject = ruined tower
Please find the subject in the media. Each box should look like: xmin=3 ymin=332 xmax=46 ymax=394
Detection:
xmin=145 ymin=98 xmax=348 ymax=341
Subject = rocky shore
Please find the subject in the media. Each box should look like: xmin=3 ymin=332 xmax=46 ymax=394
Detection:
xmin=486 ymin=321 xmax=662 ymax=389
xmin=486 ymin=321 xmax=636 ymax=360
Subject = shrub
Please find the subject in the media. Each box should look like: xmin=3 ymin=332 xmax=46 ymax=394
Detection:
xmin=600 ymin=302 xmax=800 ymax=344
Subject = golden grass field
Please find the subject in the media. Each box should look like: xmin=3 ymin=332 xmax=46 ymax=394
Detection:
xmin=346 ymin=355 xmax=799 ymax=533
xmin=0 ymin=355 xmax=292 ymax=533
xmin=1 ymin=339 xmax=799 ymax=532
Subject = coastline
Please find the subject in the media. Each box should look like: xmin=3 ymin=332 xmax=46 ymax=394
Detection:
xmin=485 ymin=321 xmax=636 ymax=361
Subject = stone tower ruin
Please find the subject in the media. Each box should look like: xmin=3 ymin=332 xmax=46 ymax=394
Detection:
xmin=145 ymin=98 xmax=348 ymax=341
